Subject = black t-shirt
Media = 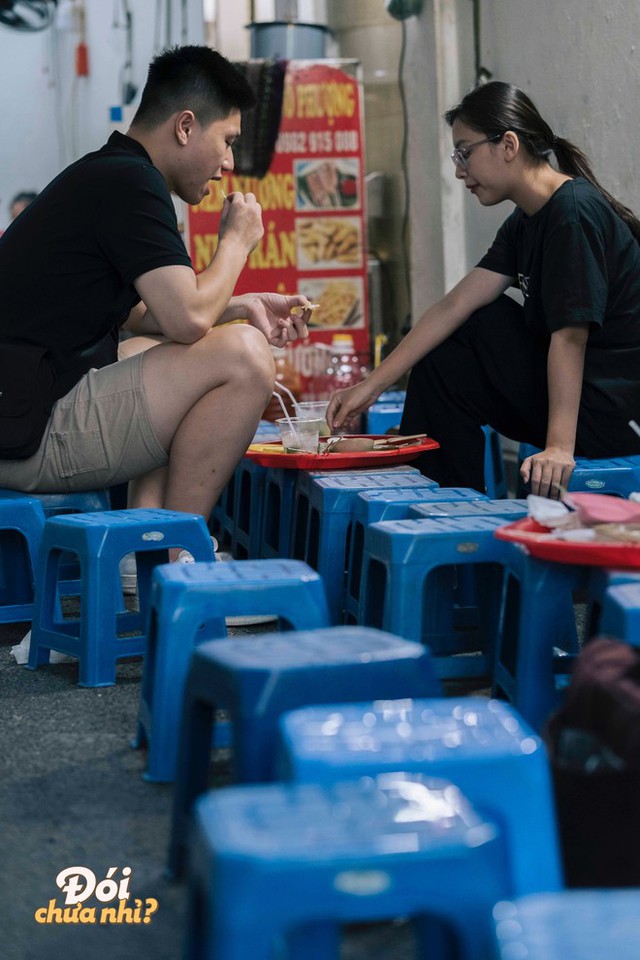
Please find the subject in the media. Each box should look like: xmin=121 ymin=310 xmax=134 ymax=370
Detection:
xmin=0 ymin=131 xmax=191 ymax=399
xmin=477 ymin=178 xmax=640 ymax=397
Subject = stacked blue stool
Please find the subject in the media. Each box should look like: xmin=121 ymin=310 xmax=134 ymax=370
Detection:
xmin=33 ymin=489 xmax=111 ymax=517
xmin=492 ymin=547 xmax=588 ymax=730
xmin=360 ymin=515 xmax=517 ymax=679
xmin=260 ymin=463 xmax=418 ymax=562
xmin=0 ymin=491 xmax=46 ymax=624
xmin=365 ymin=402 xmax=404 ymax=434
xmin=518 ymin=443 xmax=640 ymax=496
xmin=482 ymin=425 xmax=508 ymax=498
xmin=493 ymin=890 xmax=640 ymax=960
xmin=230 ymin=458 xmax=268 ymax=559
xmin=134 ymin=558 xmax=331 ymax=782
xmin=278 ymin=696 xmax=563 ymax=896
xmin=186 ymin=773 xmax=510 ymax=960
xmin=227 ymin=420 xmax=281 ymax=558
xmin=168 ymin=626 xmax=441 ymax=876
xmin=209 ymin=469 xmax=237 ymax=550
xmin=28 ymin=508 xmax=214 ymax=686
xmin=597 ymin=576 xmax=640 ymax=644
xmin=343 ymin=486 xmax=487 ymax=624
xmin=407 ymin=499 xmax=529 ymax=637
xmin=290 ymin=470 xmax=435 ymax=622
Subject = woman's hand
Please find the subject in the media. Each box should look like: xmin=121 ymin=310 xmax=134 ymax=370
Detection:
xmin=520 ymin=446 xmax=575 ymax=499
xmin=326 ymin=379 xmax=380 ymax=432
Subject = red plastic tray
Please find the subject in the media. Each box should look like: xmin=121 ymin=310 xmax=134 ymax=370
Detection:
xmin=245 ymin=435 xmax=440 ymax=470
xmin=495 ymin=517 xmax=640 ymax=568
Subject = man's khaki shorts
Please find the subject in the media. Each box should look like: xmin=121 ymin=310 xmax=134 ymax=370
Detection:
xmin=0 ymin=353 xmax=168 ymax=493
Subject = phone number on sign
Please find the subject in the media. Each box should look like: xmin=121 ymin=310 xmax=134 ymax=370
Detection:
xmin=276 ymin=130 xmax=360 ymax=154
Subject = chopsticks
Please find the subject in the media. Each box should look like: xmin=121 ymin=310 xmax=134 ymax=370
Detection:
xmin=371 ymin=434 xmax=427 ymax=450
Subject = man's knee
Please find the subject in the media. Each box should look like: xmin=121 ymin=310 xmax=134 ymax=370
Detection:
xmin=210 ymin=324 xmax=276 ymax=392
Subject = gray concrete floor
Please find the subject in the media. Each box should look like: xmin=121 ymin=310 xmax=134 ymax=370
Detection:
xmin=1 ymin=616 xmax=428 ymax=960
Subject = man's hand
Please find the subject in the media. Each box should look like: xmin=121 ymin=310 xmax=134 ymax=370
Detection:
xmin=218 ymin=191 xmax=264 ymax=255
xmin=229 ymin=293 xmax=313 ymax=347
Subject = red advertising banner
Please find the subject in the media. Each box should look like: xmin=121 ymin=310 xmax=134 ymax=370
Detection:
xmin=186 ymin=59 xmax=369 ymax=401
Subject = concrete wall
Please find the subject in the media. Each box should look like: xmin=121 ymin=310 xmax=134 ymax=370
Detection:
xmin=326 ymin=0 xmax=410 ymax=346
xmin=405 ymin=0 xmax=640 ymax=320
xmin=0 ymin=0 xmax=203 ymax=231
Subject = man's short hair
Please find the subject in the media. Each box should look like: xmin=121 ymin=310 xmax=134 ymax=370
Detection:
xmin=132 ymin=45 xmax=256 ymax=129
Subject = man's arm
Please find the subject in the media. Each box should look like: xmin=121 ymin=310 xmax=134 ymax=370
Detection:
xmin=132 ymin=191 xmax=263 ymax=343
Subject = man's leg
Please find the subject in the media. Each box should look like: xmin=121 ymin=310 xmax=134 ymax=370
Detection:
xmin=137 ymin=322 xmax=275 ymax=520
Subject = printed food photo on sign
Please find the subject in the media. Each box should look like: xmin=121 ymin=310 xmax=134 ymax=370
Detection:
xmin=298 ymin=277 xmax=364 ymax=329
xmin=294 ymin=158 xmax=360 ymax=211
xmin=296 ymin=216 xmax=362 ymax=269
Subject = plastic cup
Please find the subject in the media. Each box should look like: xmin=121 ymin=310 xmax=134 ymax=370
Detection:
xmin=276 ymin=417 xmax=323 ymax=454
xmin=294 ymin=400 xmax=331 ymax=437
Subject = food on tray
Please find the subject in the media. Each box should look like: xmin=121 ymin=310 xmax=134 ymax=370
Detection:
xmin=297 ymin=218 xmax=360 ymax=265
xmin=319 ymin=434 xmax=427 ymax=454
xmin=307 ymin=280 xmax=359 ymax=328
xmin=320 ymin=437 xmax=376 ymax=453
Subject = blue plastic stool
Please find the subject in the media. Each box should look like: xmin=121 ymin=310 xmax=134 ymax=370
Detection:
xmin=598 ymin=578 xmax=640 ymax=645
xmin=408 ymin=498 xmax=527 ymax=521
xmin=0 ymin=491 xmax=46 ymax=623
xmin=135 ymin=559 xmax=331 ymax=783
xmin=28 ymin=508 xmax=215 ymax=686
xmin=258 ymin=466 xmax=301 ymax=560
xmin=186 ymin=773 xmax=509 ymax=960
xmin=407 ymin=500 xmax=529 ymax=639
xmin=33 ymin=489 xmax=111 ymax=517
xmin=518 ymin=443 xmax=640 ymax=496
xmin=580 ymin=568 xmax=640 ymax=639
xmin=168 ymin=626 xmax=441 ymax=876
xmin=209 ymin=470 xmax=237 ymax=549
xmin=493 ymin=890 xmax=640 ymax=960
xmin=366 ymin=402 xmax=404 ymax=434
xmin=261 ymin=464 xmax=420 ymax=563
xmin=343 ymin=486 xmax=487 ymax=625
xmin=360 ymin=515 xmax=516 ymax=679
xmin=278 ymin=696 xmax=562 ymax=897
xmin=377 ymin=389 xmax=407 ymax=404
xmin=492 ymin=547 xmax=585 ymax=730
xmin=291 ymin=470 xmax=435 ymax=623
xmin=482 ymin=426 xmax=508 ymax=499
xmin=252 ymin=419 xmax=280 ymax=441
xmin=230 ymin=458 xmax=268 ymax=559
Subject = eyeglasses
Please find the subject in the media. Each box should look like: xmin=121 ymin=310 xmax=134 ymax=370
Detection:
xmin=451 ymin=133 xmax=503 ymax=171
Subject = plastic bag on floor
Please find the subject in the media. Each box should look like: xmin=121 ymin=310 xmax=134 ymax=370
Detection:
xmin=10 ymin=630 xmax=75 ymax=665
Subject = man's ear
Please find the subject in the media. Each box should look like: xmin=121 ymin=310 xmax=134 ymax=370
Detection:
xmin=175 ymin=110 xmax=196 ymax=146
xmin=502 ymin=130 xmax=520 ymax=162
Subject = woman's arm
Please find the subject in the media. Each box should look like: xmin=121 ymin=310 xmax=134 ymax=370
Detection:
xmin=327 ymin=267 xmax=513 ymax=430
xmin=520 ymin=324 xmax=589 ymax=498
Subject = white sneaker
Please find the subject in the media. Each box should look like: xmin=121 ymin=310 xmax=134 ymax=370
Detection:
xmin=214 ymin=550 xmax=278 ymax=626
xmin=176 ymin=535 xmax=219 ymax=565
xmin=120 ymin=536 xmax=219 ymax=593
xmin=119 ymin=553 xmax=138 ymax=596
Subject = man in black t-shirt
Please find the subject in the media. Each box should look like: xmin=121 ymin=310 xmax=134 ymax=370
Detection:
xmin=0 ymin=46 xmax=312 ymax=526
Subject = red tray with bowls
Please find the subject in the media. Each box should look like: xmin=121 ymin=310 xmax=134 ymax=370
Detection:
xmin=245 ymin=435 xmax=439 ymax=470
xmin=495 ymin=517 xmax=640 ymax=568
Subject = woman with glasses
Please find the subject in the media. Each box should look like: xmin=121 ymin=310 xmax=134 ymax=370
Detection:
xmin=327 ymin=81 xmax=640 ymax=497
